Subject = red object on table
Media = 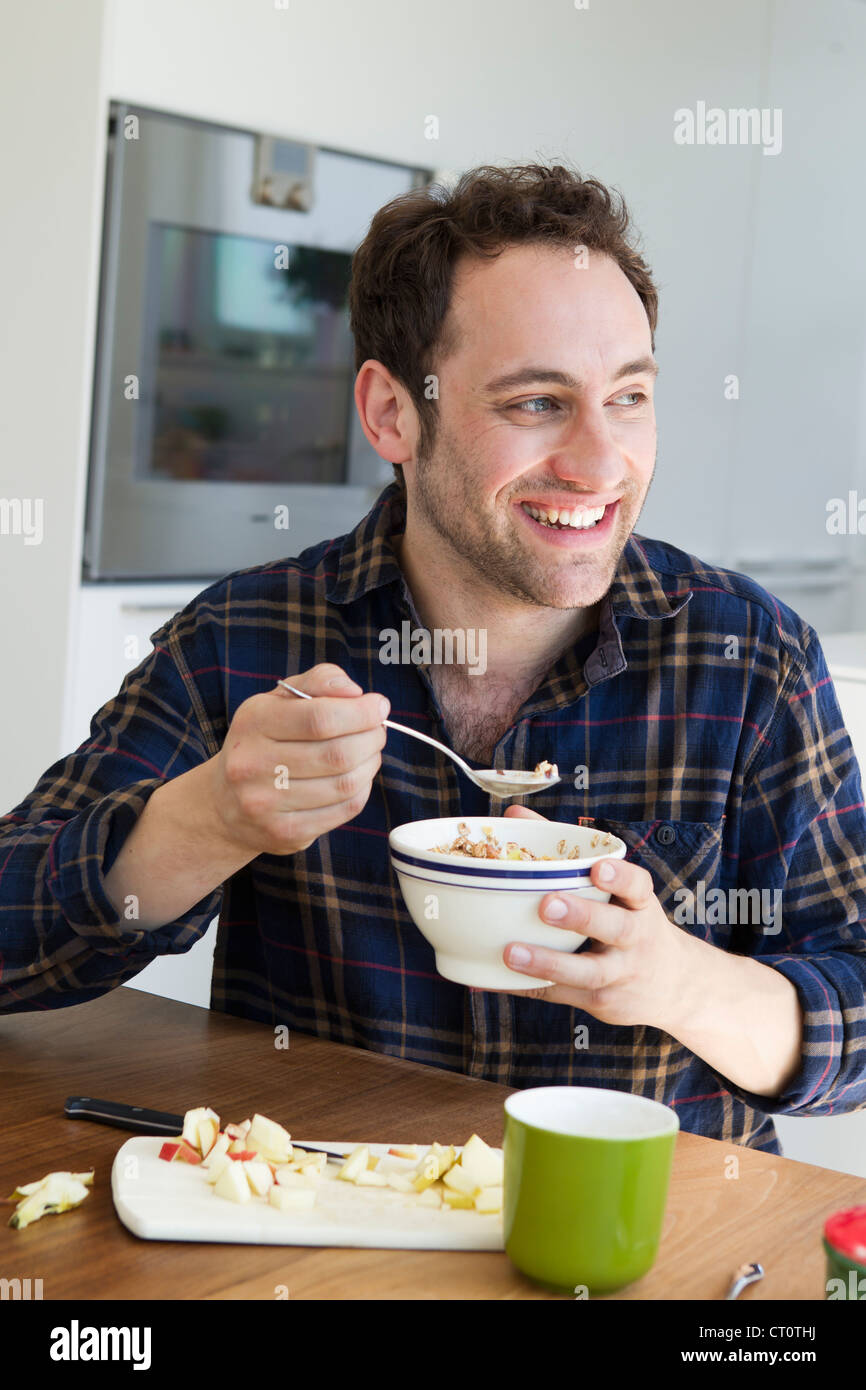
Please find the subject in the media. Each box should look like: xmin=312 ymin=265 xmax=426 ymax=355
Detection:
xmin=824 ymin=1206 xmax=866 ymax=1263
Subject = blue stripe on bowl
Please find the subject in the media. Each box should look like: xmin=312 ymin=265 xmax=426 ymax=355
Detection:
xmin=392 ymin=867 xmax=591 ymax=893
xmin=389 ymin=848 xmax=591 ymax=881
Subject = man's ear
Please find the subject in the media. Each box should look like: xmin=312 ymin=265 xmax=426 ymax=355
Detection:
xmin=353 ymin=359 xmax=417 ymax=467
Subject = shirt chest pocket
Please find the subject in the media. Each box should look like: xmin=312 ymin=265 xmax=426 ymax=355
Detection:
xmin=591 ymin=816 xmax=726 ymax=921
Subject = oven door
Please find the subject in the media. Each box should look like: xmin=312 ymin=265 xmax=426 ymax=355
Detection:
xmin=85 ymin=103 xmax=429 ymax=580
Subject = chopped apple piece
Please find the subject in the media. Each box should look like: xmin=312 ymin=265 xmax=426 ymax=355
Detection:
xmin=227 ymin=1150 xmax=258 ymax=1163
xmin=229 ymin=1137 xmax=251 ymax=1155
xmin=159 ymin=1139 xmax=201 ymax=1165
xmin=386 ymin=1173 xmax=415 ymax=1193
xmin=442 ymin=1164 xmax=481 ymax=1197
xmin=246 ymin=1114 xmax=292 ymax=1162
xmin=337 ymin=1146 xmax=369 ymax=1183
xmin=197 ymin=1116 xmax=220 ymax=1158
xmin=458 ymin=1135 xmax=503 ymax=1190
xmin=354 ymin=1170 xmax=388 ymax=1187
xmin=269 ymin=1185 xmax=316 ymax=1211
xmin=442 ymin=1188 xmax=475 ymax=1209
xmin=202 ymin=1132 xmax=231 ymax=1168
xmin=292 ymin=1151 xmax=327 ymax=1173
xmin=366 ymin=1154 xmax=380 ymax=1171
xmin=412 ymin=1143 xmax=457 ymax=1190
xmin=431 ymin=1143 xmax=457 ymax=1179
xmin=243 ymin=1161 xmax=274 ymax=1196
xmin=206 ymin=1153 xmax=231 ymax=1184
xmin=224 ymin=1122 xmax=247 ymax=1141
xmin=175 ymin=1142 xmax=203 ymax=1165
xmin=213 ymin=1161 xmax=251 ymax=1204
xmin=387 ymin=1145 xmax=420 ymax=1160
xmin=416 ymin=1187 xmax=443 ymax=1208
xmin=474 ymin=1186 xmax=503 ymax=1214
xmin=181 ymin=1106 xmax=219 ymax=1152
xmin=273 ymin=1168 xmax=313 ymax=1187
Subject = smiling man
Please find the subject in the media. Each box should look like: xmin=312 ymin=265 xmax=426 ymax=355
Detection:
xmin=1 ymin=164 xmax=865 ymax=1157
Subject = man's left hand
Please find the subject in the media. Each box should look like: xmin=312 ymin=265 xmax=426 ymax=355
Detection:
xmin=499 ymin=805 xmax=690 ymax=1030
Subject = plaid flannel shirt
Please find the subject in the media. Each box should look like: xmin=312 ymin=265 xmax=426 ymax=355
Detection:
xmin=2 ymin=482 xmax=865 ymax=1154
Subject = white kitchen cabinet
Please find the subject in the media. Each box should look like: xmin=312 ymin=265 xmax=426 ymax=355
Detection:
xmin=65 ymin=583 xmax=219 ymax=1008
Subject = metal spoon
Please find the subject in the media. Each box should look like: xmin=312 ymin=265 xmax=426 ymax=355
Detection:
xmin=277 ymin=680 xmax=561 ymax=798
xmin=724 ymin=1261 xmax=764 ymax=1299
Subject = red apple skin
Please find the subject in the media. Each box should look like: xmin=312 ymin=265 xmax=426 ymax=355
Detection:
xmin=174 ymin=1141 xmax=203 ymax=1165
xmin=159 ymin=1142 xmax=182 ymax=1162
xmin=227 ymin=1150 xmax=257 ymax=1162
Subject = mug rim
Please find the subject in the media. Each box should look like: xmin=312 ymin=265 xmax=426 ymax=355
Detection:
xmin=504 ymin=1085 xmax=680 ymax=1142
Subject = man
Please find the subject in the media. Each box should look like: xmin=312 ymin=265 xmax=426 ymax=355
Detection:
xmin=1 ymin=164 xmax=864 ymax=1155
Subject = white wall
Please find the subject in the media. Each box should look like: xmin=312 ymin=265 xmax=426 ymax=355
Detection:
xmin=0 ymin=0 xmax=110 ymax=807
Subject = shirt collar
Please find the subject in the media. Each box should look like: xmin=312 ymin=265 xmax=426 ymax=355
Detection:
xmin=325 ymin=482 xmax=693 ymax=623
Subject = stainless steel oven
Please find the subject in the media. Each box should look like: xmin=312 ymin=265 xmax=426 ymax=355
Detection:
xmin=84 ymin=102 xmax=432 ymax=580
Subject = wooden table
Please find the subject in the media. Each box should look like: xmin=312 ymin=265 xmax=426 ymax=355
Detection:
xmin=1 ymin=988 xmax=862 ymax=1300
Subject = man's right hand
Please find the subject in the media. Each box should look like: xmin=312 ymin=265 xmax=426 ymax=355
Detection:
xmin=208 ymin=664 xmax=390 ymax=857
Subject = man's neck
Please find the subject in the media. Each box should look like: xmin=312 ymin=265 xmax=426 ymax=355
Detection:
xmin=393 ymin=521 xmax=599 ymax=689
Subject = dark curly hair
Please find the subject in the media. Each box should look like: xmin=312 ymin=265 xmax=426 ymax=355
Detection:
xmin=348 ymin=162 xmax=658 ymax=493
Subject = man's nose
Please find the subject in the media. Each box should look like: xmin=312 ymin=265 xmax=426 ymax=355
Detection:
xmin=544 ymin=409 xmax=625 ymax=492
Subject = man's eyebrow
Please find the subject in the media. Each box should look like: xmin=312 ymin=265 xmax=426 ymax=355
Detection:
xmin=481 ymin=357 xmax=659 ymax=393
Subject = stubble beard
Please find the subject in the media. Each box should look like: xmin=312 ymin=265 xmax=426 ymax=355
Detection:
xmin=411 ymin=422 xmax=653 ymax=611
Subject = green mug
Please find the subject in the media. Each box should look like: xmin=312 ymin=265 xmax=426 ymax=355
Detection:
xmin=503 ymin=1085 xmax=679 ymax=1295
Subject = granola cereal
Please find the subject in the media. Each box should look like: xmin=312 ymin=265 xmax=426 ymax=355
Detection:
xmin=428 ymin=820 xmax=611 ymax=861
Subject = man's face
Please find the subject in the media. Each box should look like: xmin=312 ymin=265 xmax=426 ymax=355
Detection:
xmin=405 ymin=243 xmax=657 ymax=610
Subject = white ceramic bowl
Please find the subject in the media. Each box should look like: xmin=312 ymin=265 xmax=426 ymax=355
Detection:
xmin=388 ymin=816 xmax=627 ymax=989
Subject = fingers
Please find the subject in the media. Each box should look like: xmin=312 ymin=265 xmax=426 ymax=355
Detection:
xmin=591 ymin=856 xmax=654 ymax=910
xmin=274 ymin=663 xmax=363 ymax=699
xmin=266 ymin=749 xmax=384 ymax=812
xmin=259 ymin=784 xmax=378 ymax=855
xmin=503 ymin=940 xmax=617 ymax=995
xmin=533 ymin=888 xmax=636 ymax=947
xmin=502 ymin=804 xmax=547 ymax=821
xmin=265 ymin=724 xmax=388 ymax=780
xmin=256 ymin=664 xmax=391 ymax=743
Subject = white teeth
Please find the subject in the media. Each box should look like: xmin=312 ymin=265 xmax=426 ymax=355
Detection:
xmin=521 ymin=502 xmax=605 ymax=529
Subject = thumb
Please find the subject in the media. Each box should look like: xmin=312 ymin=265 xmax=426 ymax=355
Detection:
xmin=503 ymin=804 xmax=548 ymax=821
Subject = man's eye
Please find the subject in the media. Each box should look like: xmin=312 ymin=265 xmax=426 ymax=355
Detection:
xmin=611 ymin=391 xmax=646 ymax=406
xmin=509 ymin=397 xmax=559 ymax=415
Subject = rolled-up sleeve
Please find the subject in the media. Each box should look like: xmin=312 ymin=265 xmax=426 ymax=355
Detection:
xmin=0 ymin=603 xmax=226 ymax=1013
xmin=718 ymin=626 xmax=866 ymax=1115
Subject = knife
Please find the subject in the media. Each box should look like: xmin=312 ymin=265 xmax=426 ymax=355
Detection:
xmin=64 ymin=1096 xmax=347 ymax=1163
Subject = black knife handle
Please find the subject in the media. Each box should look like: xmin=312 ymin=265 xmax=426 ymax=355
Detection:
xmin=64 ymin=1096 xmax=183 ymax=1135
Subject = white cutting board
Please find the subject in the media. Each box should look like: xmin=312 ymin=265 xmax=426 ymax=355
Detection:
xmin=111 ymin=1137 xmax=504 ymax=1251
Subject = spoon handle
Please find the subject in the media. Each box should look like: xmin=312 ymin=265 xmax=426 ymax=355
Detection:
xmin=724 ymin=1262 xmax=764 ymax=1299
xmin=381 ymin=716 xmax=472 ymax=774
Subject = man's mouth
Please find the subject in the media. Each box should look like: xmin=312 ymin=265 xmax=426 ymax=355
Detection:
xmin=519 ymin=500 xmax=608 ymax=530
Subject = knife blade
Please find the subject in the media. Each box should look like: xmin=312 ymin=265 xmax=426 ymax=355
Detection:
xmin=63 ymin=1096 xmax=347 ymax=1162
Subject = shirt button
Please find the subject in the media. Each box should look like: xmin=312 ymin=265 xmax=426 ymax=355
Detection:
xmin=655 ymin=824 xmax=676 ymax=846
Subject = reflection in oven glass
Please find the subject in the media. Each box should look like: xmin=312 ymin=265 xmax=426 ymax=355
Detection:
xmin=142 ymin=224 xmax=354 ymax=485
